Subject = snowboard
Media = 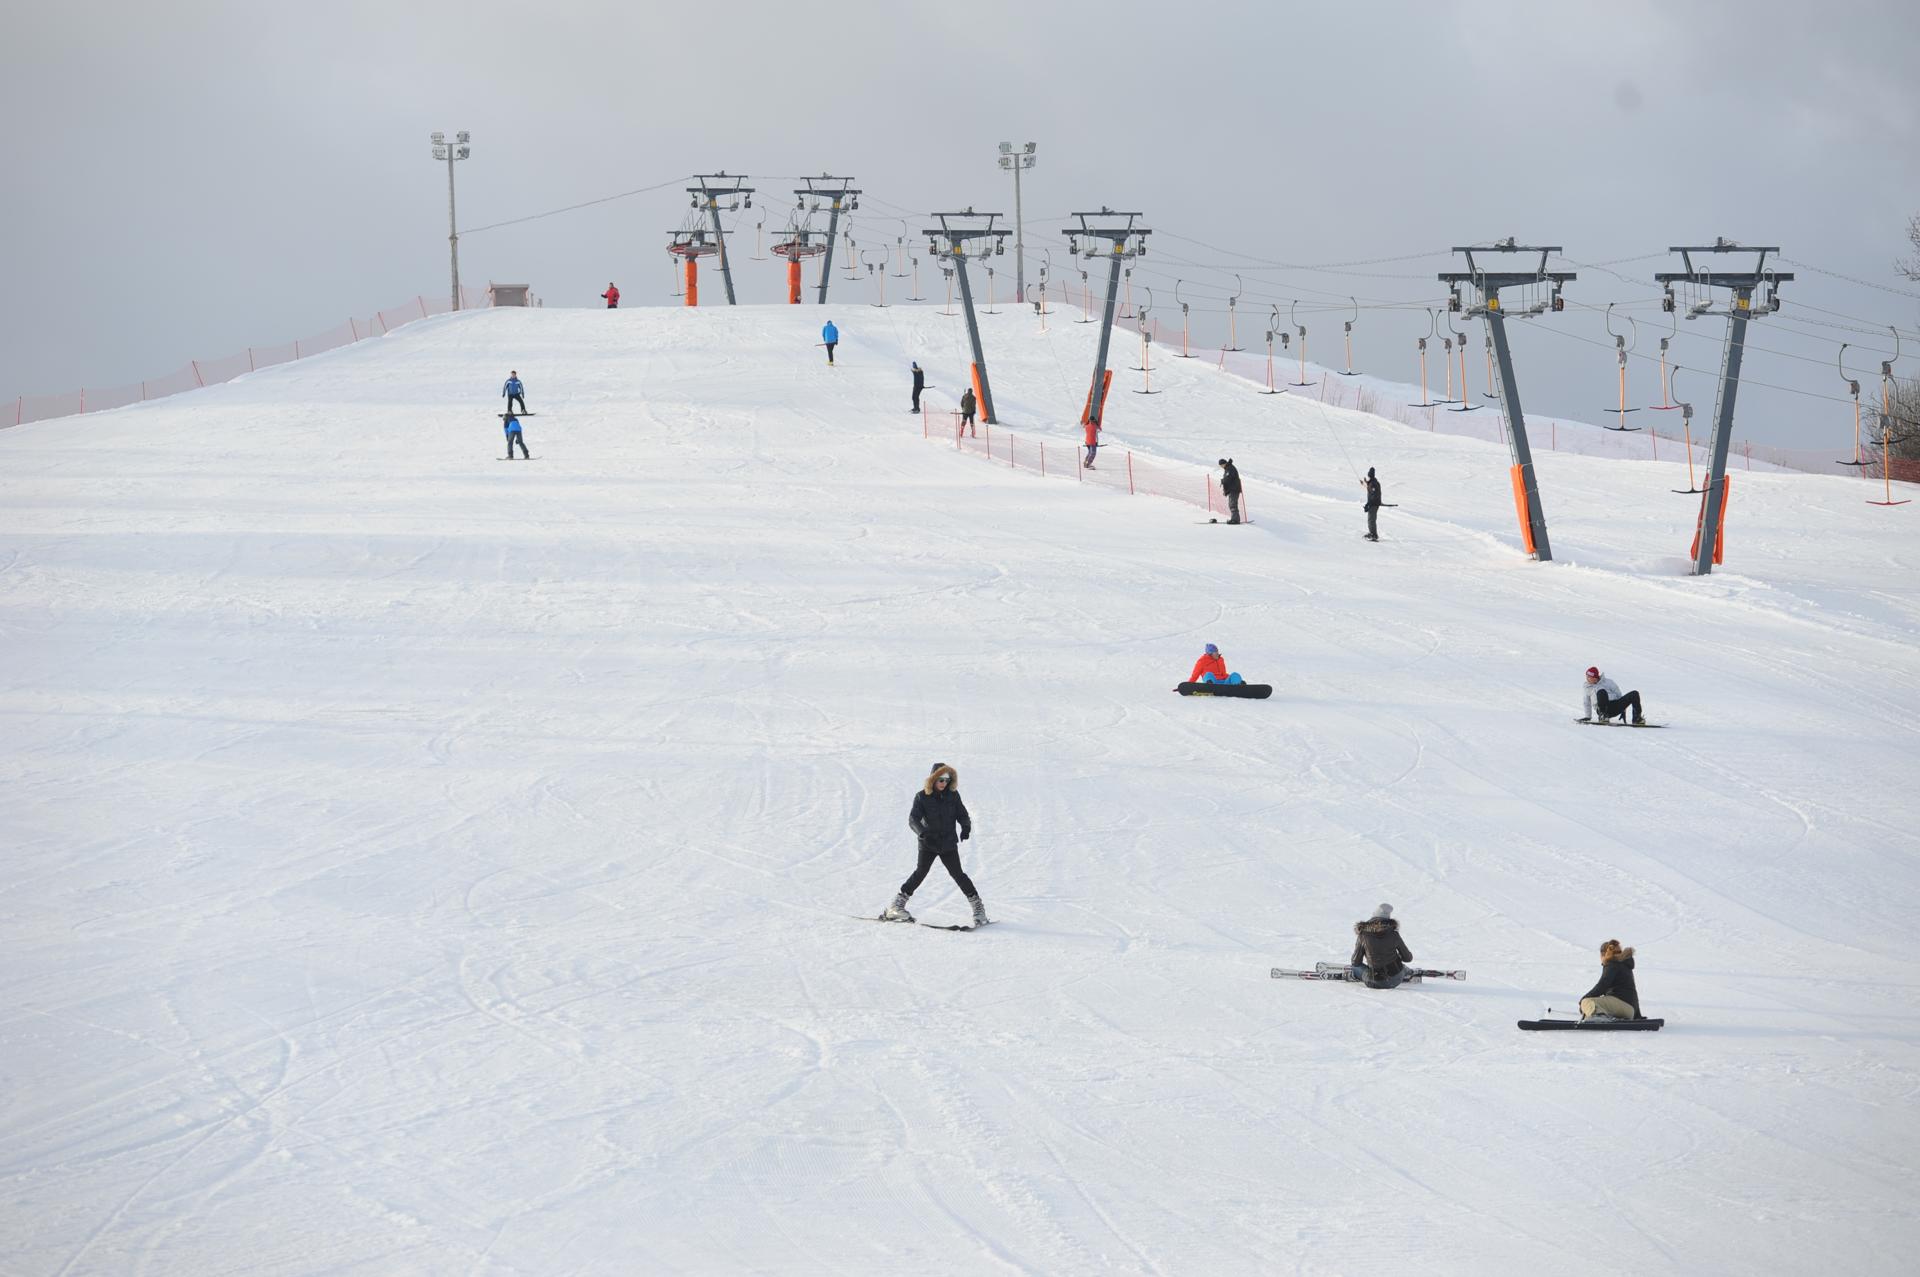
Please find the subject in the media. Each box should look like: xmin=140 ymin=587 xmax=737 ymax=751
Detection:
xmin=497 ymin=412 xmax=537 ymax=418
xmin=1176 ymin=682 xmax=1273 ymax=698
xmin=1518 ymin=1018 xmax=1663 ymax=1031
xmin=1575 ymin=718 xmax=1666 ymax=728
xmin=1271 ymin=965 xmax=1465 ymax=982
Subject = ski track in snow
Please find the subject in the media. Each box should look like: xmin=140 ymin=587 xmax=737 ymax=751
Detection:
xmin=2 ymin=304 xmax=1918 ymax=1275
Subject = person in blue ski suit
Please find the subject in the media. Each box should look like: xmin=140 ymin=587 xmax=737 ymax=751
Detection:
xmin=502 ymin=411 xmax=530 ymax=459
xmin=822 ymin=320 xmax=839 ymax=364
xmin=502 ymin=371 xmax=527 ymax=415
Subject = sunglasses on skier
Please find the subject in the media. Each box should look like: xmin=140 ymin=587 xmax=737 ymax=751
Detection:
xmin=935 ymin=776 xmax=951 ymax=785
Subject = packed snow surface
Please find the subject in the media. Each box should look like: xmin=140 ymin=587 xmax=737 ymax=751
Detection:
xmin=4 ymin=302 xmax=1919 ymax=1275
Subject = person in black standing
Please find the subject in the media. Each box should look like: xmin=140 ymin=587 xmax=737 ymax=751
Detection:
xmin=1362 ymin=467 xmax=1383 ymax=540
xmin=910 ymin=361 xmax=925 ymax=414
xmin=1218 ymin=458 xmax=1243 ymax=524
xmin=881 ymin=763 xmax=988 ymax=927
xmin=1350 ymin=903 xmax=1413 ymax=988
xmin=959 ymin=388 xmax=977 ymax=438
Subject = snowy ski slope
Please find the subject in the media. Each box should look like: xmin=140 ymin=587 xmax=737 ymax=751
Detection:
xmin=4 ymin=302 xmax=1919 ymax=1275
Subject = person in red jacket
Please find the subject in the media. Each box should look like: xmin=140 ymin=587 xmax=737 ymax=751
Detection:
xmin=601 ymin=282 xmax=620 ymax=309
xmin=1188 ymin=643 xmax=1244 ymax=685
xmin=1083 ymin=417 xmax=1101 ymax=469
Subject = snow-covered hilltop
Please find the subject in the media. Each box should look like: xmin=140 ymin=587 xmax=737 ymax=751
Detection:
xmin=4 ymin=303 xmax=1918 ymax=1274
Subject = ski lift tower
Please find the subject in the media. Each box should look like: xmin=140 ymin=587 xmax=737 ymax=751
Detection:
xmin=795 ymin=175 xmax=860 ymax=304
xmin=1654 ymin=240 xmax=1792 ymax=574
xmin=686 ymin=174 xmax=753 ymax=305
xmin=923 ymin=209 xmax=1011 ymax=425
xmin=1062 ymin=209 xmax=1150 ymax=432
xmin=667 ymin=227 xmax=722 ymax=307
xmin=770 ymin=223 xmax=827 ymax=305
xmin=1439 ymin=240 xmax=1575 ymax=562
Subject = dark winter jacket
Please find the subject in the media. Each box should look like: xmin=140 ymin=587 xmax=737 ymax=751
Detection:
xmin=960 ymin=389 xmax=977 ymax=416
xmin=1219 ymin=461 xmax=1242 ymax=496
xmin=912 ymin=366 xmax=925 ymax=391
xmin=1351 ymin=918 xmax=1412 ymax=985
xmin=1582 ymin=954 xmax=1641 ymax=1016
xmin=1363 ymin=474 xmax=1382 ymax=511
xmin=909 ymin=787 xmax=972 ymax=852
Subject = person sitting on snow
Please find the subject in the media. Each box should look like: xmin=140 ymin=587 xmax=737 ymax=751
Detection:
xmin=1188 ymin=643 xmax=1244 ymax=685
xmin=1579 ymin=939 xmax=1644 ymax=1020
xmin=1581 ymin=665 xmax=1646 ymax=725
xmin=1351 ymin=903 xmax=1414 ymax=988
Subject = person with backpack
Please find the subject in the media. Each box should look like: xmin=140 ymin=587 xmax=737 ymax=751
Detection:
xmin=1219 ymin=458 xmax=1243 ymax=524
xmin=601 ymin=283 xmax=620 ymax=309
xmin=501 ymin=411 xmax=530 ymax=460
xmin=822 ymin=319 xmax=839 ymax=364
xmin=1362 ymin=467 xmax=1383 ymax=541
xmin=959 ymin=387 xmax=977 ymax=437
xmin=1581 ymin=666 xmax=1647 ymax=726
xmin=881 ymin=763 xmax=988 ymax=928
xmin=1350 ymin=903 xmax=1414 ymax=988
xmin=502 ymin=370 xmax=527 ymax=416
xmin=1579 ymin=939 xmax=1643 ymax=1020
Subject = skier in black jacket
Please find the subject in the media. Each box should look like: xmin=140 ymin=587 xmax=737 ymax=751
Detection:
xmin=882 ymin=763 xmax=988 ymax=926
xmin=1350 ymin=903 xmax=1413 ymax=987
xmin=910 ymin=361 xmax=925 ymax=414
xmin=1218 ymin=458 xmax=1243 ymax=524
xmin=1362 ymin=467 xmax=1383 ymax=540
xmin=1579 ymin=939 xmax=1643 ymax=1019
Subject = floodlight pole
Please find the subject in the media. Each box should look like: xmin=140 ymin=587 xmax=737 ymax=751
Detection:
xmin=1063 ymin=209 xmax=1150 ymax=429
xmin=1655 ymin=242 xmax=1792 ymax=575
xmin=430 ymin=130 xmax=471 ymax=310
xmin=1440 ymin=240 xmax=1576 ymax=562
xmin=925 ymin=210 xmax=1010 ymax=424
xmin=798 ymin=175 xmax=860 ymax=305
xmin=998 ymin=142 xmax=1037 ymax=305
xmin=689 ymin=174 xmax=753 ymax=305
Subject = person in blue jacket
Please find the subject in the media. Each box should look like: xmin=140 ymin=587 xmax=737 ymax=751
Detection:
xmin=502 ymin=411 xmax=530 ymax=459
xmin=822 ymin=320 xmax=839 ymax=364
xmin=502 ymin=370 xmax=527 ymax=415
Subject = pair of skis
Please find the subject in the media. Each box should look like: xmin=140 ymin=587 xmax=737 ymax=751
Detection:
xmin=863 ymin=915 xmax=993 ymax=933
xmin=1270 ymin=963 xmax=1465 ymax=982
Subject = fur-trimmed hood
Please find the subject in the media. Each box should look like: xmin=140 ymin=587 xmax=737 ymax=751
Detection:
xmin=922 ymin=763 xmax=959 ymax=795
xmin=1355 ymin=917 xmax=1401 ymax=938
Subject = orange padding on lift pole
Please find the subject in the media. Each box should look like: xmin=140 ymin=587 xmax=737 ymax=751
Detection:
xmin=970 ymin=363 xmax=985 ymax=414
xmin=1690 ymin=475 xmax=1731 ymax=565
xmin=1509 ymin=465 xmax=1536 ymax=555
xmin=1080 ymin=369 xmax=1114 ymax=425
xmin=786 ymin=260 xmax=802 ymax=304
xmin=685 ymin=258 xmax=698 ymax=308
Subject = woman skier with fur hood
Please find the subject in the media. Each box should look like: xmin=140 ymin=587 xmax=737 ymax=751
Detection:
xmin=1579 ymin=939 xmax=1643 ymax=1020
xmin=882 ymin=763 xmax=988 ymax=927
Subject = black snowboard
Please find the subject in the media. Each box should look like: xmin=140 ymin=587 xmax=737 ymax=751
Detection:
xmin=1575 ymin=718 xmax=1666 ymax=729
xmin=1176 ymin=682 xmax=1273 ymax=698
xmin=1518 ymin=1018 xmax=1664 ymax=1031
xmin=497 ymin=412 xmax=538 ymax=418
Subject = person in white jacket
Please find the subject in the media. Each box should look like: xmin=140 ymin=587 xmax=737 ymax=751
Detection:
xmin=1582 ymin=665 xmax=1646 ymax=725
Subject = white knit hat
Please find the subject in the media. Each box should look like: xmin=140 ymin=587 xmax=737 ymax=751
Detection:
xmin=1372 ymin=903 xmax=1393 ymax=920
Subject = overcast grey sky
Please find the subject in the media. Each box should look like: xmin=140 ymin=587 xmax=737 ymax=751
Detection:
xmin=6 ymin=0 xmax=1918 ymax=446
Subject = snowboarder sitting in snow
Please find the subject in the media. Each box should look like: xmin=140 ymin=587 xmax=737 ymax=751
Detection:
xmin=1351 ymin=903 xmax=1413 ymax=988
xmin=502 ymin=411 xmax=529 ymax=460
xmin=1581 ymin=665 xmax=1646 ymax=726
xmin=1218 ymin=458 xmax=1242 ymax=524
xmin=1188 ymin=643 xmax=1244 ymax=686
xmin=822 ymin=319 xmax=839 ymax=365
xmin=883 ymin=764 xmax=988 ymax=928
xmin=502 ymin=370 xmax=527 ymax=415
xmin=1579 ymin=939 xmax=1643 ymax=1020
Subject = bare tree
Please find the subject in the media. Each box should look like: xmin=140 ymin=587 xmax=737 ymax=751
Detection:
xmin=1903 ymin=213 xmax=1920 ymax=282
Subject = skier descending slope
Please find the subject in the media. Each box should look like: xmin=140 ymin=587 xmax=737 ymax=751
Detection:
xmin=1351 ymin=903 xmax=1414 ymax=988
xmin=881 ymin=764 xmax=988 ymax=928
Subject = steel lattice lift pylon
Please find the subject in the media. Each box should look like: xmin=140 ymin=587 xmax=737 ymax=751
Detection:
xmin=923 ymin=209 xmax=1010 ymax=425
xmin=1654 ymin=240 xmax=1793 ymax=573
xmin=1440 ymin=239 xmax=1576 ymax=562
xmin=1062 ymin=209 xmax=1151 ymax=431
